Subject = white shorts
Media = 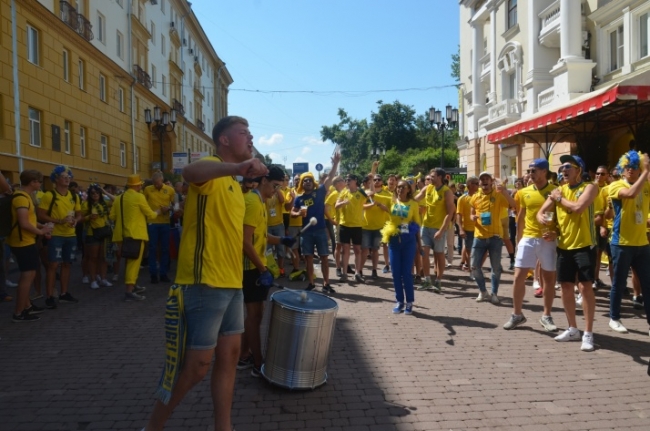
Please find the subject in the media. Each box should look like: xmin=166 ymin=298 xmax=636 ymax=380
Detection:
xmin=515 ymin=237 xmax=557 ymax=272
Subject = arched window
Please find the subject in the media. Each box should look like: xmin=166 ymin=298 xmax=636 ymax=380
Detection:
xmin=497 ymin=41 xmax=523 ymax=101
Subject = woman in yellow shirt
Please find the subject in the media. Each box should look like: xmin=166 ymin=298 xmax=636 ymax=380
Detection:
xmin=82 ymin=185 xmax=112 ymax=289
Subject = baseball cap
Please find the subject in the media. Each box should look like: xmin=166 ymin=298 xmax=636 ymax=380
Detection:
xmin=529 ymin=158 xmax=549 ymax=170
xmin=478 ymin=171 xmax=493 ymax=179
xmin=559 ymin=155 xmax=586 ymax=171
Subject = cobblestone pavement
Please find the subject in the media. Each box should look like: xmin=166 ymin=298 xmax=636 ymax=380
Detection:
xmin=1 ymin=252 xmax=649 ymax=431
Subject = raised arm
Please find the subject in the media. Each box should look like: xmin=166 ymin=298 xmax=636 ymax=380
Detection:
xmin=182 ymin=157 xmax=268 ymax=184
xmin=322 ymin=152 xmax=341 ymax=190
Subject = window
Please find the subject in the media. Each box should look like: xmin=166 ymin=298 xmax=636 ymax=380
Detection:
xmin=120 ymin=142 xmax=126 ymax=167
xmin=161 ymin=35 xmax=166 ymax=56
xmin=151 ymin=22 xmax=156 ymax=45
xmin=135 ymin=97 xmax=140 ymax=121
xmin=152 ymin=65 xmax=157 ymax=88
xmin=117 ymin=0 xmax=123 ymax=7
xmin=135 ymin=146 xmax=140 ymax=171
xmin=100 ymin=135 xmax=108 ymax=163
xmin=78 ymin=59 xmax=85 ymax=90
xmin=118 ymin=87 xmax=124 ymax=112
xmin=161 ymin=0 xmax=165 ymax=14
xmin=97 ymin=13 xmax=106 ymax=44
xmin=80 ymin=126 xmax=86 ymax=158
xmin=641 ymin=13 xmax=649 ymax=59
xmin=99 ymin=73 xmax=106 ymax=101
xmin=28 ymin=107 xmax=41 ymax=147
xmin=117 ymin=31 xmax=124 ymax=59
xmin=507 ymin=0 xmax=517 ymax=29
xmin=508 ymin=73 xmax=516 ymax=99
xmin=162 ymin=75 xmax=167 ymax=96
xmin=62 ymin=49 xmax=70 ymax=81
xmin=64 ymin=121 xmax=71 ymax=154
xmin=27 ymin=25 xmax=39 ymax=65
xmin=610 ymin=25 xmax=624 ymax=71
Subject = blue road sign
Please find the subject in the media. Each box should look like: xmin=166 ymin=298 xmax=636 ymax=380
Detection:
xmin=293 ymin=162 xmax=309 ymax=175
xmin=315 ymin=163 xmax=323 ymax=172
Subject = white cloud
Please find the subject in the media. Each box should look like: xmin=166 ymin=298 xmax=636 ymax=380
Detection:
xmin=293 ymin=157 xmax=308 ymax=163
xmin=268 ymin=152 xmax=283 ymax=162
xmin=301 ymin=136 xmax=328 ymax=146
xmin=301 ymin=146 xmax=312 ymax=155
xmin=258 ymin=133 xmax=284 ymax=146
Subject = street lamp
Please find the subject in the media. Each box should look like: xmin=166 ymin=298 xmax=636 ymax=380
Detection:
xmin=371 ymin=147 xmax=386 ymax=160
xmin=429 ymin=104 xmax=459 ymax=170
xmin=145 ymin=106 xmax=177 ymax=172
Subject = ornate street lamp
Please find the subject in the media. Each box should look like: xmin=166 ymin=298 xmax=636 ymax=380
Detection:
xmin=145 ymin=106 xmax=177 ymax=171
xmin=429 ymin=104 xmax=459 ymax=170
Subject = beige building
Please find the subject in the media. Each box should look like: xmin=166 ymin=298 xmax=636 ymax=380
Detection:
xmin=0 ymin=0 xmax=233 ymax=188
xmin=458 ymin=0 xmax=650 ymax=180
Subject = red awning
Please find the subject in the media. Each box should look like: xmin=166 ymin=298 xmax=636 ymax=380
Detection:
xmin=487 ymin=83 xmax=650 ymax=143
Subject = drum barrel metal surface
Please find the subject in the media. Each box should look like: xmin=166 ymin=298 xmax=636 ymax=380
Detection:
xmin=262 ymin=290 xmax=338 ymax=389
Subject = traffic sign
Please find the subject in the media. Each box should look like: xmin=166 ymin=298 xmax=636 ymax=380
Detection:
xmin=293 ymin=162 xmax=309 ymax=175
xmin=315 ymin=163 xmax=323 ymax=172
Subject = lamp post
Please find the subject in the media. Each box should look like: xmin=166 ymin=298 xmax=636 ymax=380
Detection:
xmin=371 ymin=146 xmax=386 ymax=160
xmin=429 ymin=104 xmax=459 ymax=170
xmin=145 ymin=106 xmax=177 ymax=172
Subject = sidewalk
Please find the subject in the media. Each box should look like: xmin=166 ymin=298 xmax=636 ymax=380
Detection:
xmin=0 ymin=252 xmax=648 ymax=431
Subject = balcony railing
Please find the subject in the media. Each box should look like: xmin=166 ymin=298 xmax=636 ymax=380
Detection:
xmin=538 ymin=87 xmax=556 ymax=110
xmin=538 ymin=0 xmax=560 ymax=48
xmin=488 ymin=99 xmax=521 ymax=123
xmin=173 ymin=99 xmax=185 ymax=116
xmin=133 ymin=64 xmax=152 ymax=89
xmin=479 ymin=53 xmax=491 ymax=81
xmin=60 ymin=1 xmax=94 ymax=41
xmin=197 ymin=120 xmax=205 ymax=132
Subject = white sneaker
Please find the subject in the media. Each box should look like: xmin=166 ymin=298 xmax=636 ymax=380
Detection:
xmin=576 ymin=294 xmax=583 ymax=308
xmin=112 ymin=274 xmax=119 ymax=282
xmin=5 ymin=280 xmax=18 ymax=288
xmin=581 ymin=333 xmax=595 ymax=352
xmin=533 ymin=280 xmax=541 ymax=289
xmin=554 ymin=328 xmax=581 ymax=342
xmin=476 ymin=291 xmax=490 ymax=302
xmin=490 ymin=293 xmax=500 ymax=305
xmin=96 ymin=275 xmax=102 ymax=282
xmin=555 ymin=282 xmax=561 ymax=290
xmin=82 ymin=276 xmax=90 ymax=284
xmin=90 ymin=281 xmax=100 ymax=289
xmin=608 ymin=319 xmax=628 ymax=334
xmin=100 ymin=279 xmax=113 ymax=287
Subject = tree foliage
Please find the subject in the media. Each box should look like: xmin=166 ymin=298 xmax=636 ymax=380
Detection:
xmin=451 ymin=45 xmax=460 ymax=85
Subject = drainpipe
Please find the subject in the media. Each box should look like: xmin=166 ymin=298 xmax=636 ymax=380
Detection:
xmin=128 ymin=0 xmax=137 ymax=174
xmin=216 ymin=63 xmax=225 ymax=119
xmin=11 ymin=0 xmax=23 ymax=172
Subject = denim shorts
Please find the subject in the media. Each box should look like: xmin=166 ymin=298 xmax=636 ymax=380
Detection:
xmin=463 ymin=231 xmax=474 ymax=251
xmin=183 ymin=285 xmax=244 ymax=350
xmin=362 ymin=229 xmax=382 ymax=249
xmin=421 ymin=226 xmax=446 ymax=253
xmin=47 ymin=236 xmax=77 ymax=263
xmin=267 ymin=223 xmax=285 ymax=256
xmin=300 ymin=227 xmax=329 ymax=256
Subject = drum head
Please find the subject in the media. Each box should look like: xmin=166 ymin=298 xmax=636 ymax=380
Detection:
xmin=271 ymin=290 xmax=338 ymax=312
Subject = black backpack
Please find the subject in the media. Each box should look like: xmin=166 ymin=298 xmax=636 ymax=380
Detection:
xmin=0 ymin=194 xmax=14 ymax=237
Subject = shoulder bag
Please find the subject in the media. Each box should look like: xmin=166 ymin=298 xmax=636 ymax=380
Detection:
xmin=120 ymin=194 xmax=143 ymax=259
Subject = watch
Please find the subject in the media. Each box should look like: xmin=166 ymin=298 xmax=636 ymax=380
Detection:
xmin=555 ymin=195 xmax=562 ymax=203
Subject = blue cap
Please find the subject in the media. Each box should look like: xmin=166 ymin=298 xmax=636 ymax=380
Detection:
xmin=529 ymin=158 xmax=549 ymax=170
xmin=560 ymin=154 xmax=586 ymax=172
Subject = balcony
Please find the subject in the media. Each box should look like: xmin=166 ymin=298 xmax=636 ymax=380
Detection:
xmin=193 ymin=82 xmax=204 ymax=99
xmin=538 ymin=0 xmax=560 ymax=48
xmin=487 ymin=99 xmax=521 ymax=128
xmin=133 ymin=64 xmax=152 ymax=89
xmin=477 ymin=115 xmax=489 ymax=132
xmin=479 ymin=53 xmax=491 ymax=82
xmin=197 ymin=119 xmax=205 ymax=132
xmin=59 ymin=1 xmax=94 ymax=42
xmin=538 ymin=87 xmax=556 ymax=110
xmin=173 ymin=99 xmax=185 ymax=116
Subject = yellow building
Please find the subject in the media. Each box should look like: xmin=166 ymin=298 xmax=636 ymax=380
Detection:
xmin=0 ymin=0 xmax=232 ymax=188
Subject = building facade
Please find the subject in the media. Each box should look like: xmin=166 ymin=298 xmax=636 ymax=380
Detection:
xmin=0 ymin=0 xmax=232 ymax=188
xmin=458 ymin=0 xmax=650 ymax=180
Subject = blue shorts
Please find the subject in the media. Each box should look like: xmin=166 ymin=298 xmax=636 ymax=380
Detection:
xmin=300 ymin=227 xmax=329 ymax=256
xmin=267 ymin=223 xmax=284 ymax=256
xmin=463 ymin=231 xmax=475 ymax=251
xmin=183 ymin=285 xmax=244 ymax=350
xmin=421 ymin=226 xmax=446 ymax=253
xmin=47 ymin=236 xmax=77 ymax=263
xmin=362 ymin=229 xmax=382 ymax=249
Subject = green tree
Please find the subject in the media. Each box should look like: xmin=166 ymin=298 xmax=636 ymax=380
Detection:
xmin=263 ymin=154 xmax=273 ymax=164
xmin=451 ymin=45 xmax=460 ymax=85
xmin=320 ymin=109 xmax=369 ymax=173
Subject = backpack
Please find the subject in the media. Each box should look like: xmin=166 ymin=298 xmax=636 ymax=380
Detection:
xmin=0 ymin=194 xmax=14 ymax=237
xmin=45 ymin=189 xmax=80 ymax=217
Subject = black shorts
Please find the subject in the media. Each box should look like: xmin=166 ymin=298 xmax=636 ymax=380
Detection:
xmin=242 ymin=269 xmax=268 ymax=303
xmin=339 ymin=226 xmax=362 ymax=246
xmin=283 ymin=213 xmax=290 ymax=230
xmin=557 ymin=246 xmax=596 ymax=283
xmin=597 ymin=228 xmax=609 ymax=252
xmin=10 ymin=244 xmax=40 ymax=272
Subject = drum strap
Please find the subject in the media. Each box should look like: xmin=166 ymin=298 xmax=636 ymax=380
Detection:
xmin=155 ymin=284 xmax=186 ymax=405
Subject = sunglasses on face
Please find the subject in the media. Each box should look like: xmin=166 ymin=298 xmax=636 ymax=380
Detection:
xmin=595 ymin=172 xmax=608 ymax=176
xmin=560 ymin=164 xmax=577 ymax=170
xmin=302 ymin=178 xmax=313 ymax=183
xmin=527 ymin=169 xmax=536 ymax=174
xmin=373 ymin=178 xmax=382 ymax=182
xmin=425 ymin=177 xmax=432 ymax=181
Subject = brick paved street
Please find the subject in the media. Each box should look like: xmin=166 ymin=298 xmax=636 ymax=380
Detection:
xmin=1 ymin=253 xmax=649 ymax=431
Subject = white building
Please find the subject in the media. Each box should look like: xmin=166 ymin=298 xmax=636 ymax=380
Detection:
xmin=458 ymin=0 xmax=650 ymax=178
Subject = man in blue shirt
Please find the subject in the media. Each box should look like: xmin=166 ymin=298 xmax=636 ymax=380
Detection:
xmin=292 ymin=153 xmax=340 ymax=293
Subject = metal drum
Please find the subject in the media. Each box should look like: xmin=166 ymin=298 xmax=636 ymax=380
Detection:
xmin=262 ymin=290 xmax=338 ymax=389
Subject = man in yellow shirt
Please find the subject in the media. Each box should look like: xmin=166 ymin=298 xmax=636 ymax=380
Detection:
xmin=606 ymin=151 xmax=650 ymax=335
xmin=336 ymin=173 xmax=370 ymax=282
xmin=144 ymin=116 xmax=269 ymax=431
xmin=469 ymin=171 xmax=516 ymax=304
xmin=144 ymin=171 xmax=177 ymax=284
xmin=325 ymin=176 xmax=346 ymax=277
xmin=285 ymin=175 xmax=303 ymax=276
xmin=456 ymin=176 xmax=478 ymax=271
xmin=265 ymin=179 xmax=286 ymax=277
xmin=36 ymin=166 xmax=82 ymax=309
xmin=593 ymin=165 xmax=611 ymax=289
xmin=364 ymin=173 xmax=392 ymax=279
xmin=538 ymin=155 xmax=599 ymax=352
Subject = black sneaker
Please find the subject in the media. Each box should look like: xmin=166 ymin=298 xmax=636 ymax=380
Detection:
xmin=160 ymin=275 xmax=171 ymax=283
xmin=323 ymin=284 xmax=336 ymax=294
xmin=237 ymin=356 xmax=253 ymax=370
xmin=335 ymin=268 xmax=342 ymax=278
xmin=13 ymin=310 xmax=40 ymax=322
xmin=45 ymin=296 xmax=57 ymax=309
xmin=26 ymin=304 xmax=45 ymax=315
xmin=371 ymin=269 xmax=378 ymax=279
xmin=58 ymin=292 xmax=79 ymax=304
xmin=633 ymin=295 xmax=644 ymax=310
xmin=150 ymin=275 xmax=159 ymax=284
xmin=251 ymin=365 xmax=262 ymax=378
xmin=125 ymin=292 xmax=146 ymax=301
xmin=305 ymin=283 xmax=315 ymax=291
xmin=347 ymin=265 xmax=355 ymax=274
xmin=382 ymin=265 xmax=390 ymax=274
xmin=134 ymin=285 xmax=147 ymax=294
xmin=354 ymin=273 xmax=365 ymax=283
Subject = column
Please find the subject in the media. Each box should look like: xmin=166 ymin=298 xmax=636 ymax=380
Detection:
xmin=560 ymin=0 xmax=583 ymax=61
xmin=489 ymin=7 xmax=497 ymax=104
xmin=472 ymin=21 xmax=484 ymax=109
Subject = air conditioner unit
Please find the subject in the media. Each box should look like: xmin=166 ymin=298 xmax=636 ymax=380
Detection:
xmin=182 ymin=38 xmax=187 ymax=46
xmin=170 ymin=21 xmax=175 ymax=28
xmin=189 ymin=48 xmax=194 ymax=54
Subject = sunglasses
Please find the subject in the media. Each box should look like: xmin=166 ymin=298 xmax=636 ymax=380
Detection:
xmin=560 ymin=164 xmax=577 ymax=170
xmin=595 ymin=172 xmax=608 ymax=176
xmin=527 ymin=169 xmax=536 ymax=174
xmin=302 ymin=178 xmax=313 ymax=183
xmin=373 ymin=178 xmax=382 ymax=182
xmin=425 ymin=177 xmax=432 ymax=181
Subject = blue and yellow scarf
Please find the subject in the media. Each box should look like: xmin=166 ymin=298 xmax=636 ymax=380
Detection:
xmin=154 ymin=284 xmax=186 ymax=405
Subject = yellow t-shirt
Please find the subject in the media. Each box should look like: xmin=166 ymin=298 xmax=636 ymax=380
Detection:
xmin=280 ymin=187 xmax=290 ymax=214
xmin=423 ymin=184 xmax=450 ymax=229
xmin=38 ymin=189 xmax=81 ymax=237
xmin=337 ymin=188 xmax=367 ymax=228
xmin=325 ymin=189 xmax=339 ymax=224
xmin=518 ymin=182 xmax=557 ymax=238
xmin=608 ymin=179 xmax=650 ymax=246
xmin=243 ymin=191 xmax=268 ymax=270
xmin=556 ymin=182 xmax=597 ymax=250
xmin=286 ymin=187 xmax=302 ymax=227
xmin=265 ymin=192 xmax=284 ymax=227
xmin=175 ymin=156 xmax=245 ymax=288
xmin=469 ymin=189 xmax=509 ymax=239
xmin=143 ymin=184 xmax=176 ymax=224
xmin=363 ymin=188 xmax=390 ymax=230
xmin=7 ymin=191 xmax=37 ymax=247
xmin=81 ymin=200 xmax=109 ymax=237
xmin=456 ymin=194 xmax=475 ymax=232
xmin=374 ymin=194 xmax=421 ymax=226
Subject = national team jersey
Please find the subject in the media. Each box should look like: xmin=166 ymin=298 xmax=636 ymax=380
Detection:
xmin=608 ymin=179 xmax=650 ymax=246
xmin=337 ymin=188 xmax=367 ymax=228
xmin=325 ymin=189 xmax=340 ymax=223
xmin=265 ymin=192 xmax=284 ymax=227
xmin=294 ymin=186 xmax=327 ymax=229
xmin=143 ymin=184 xmax=176 ymax=224
xmin=556 ymin=182 xmax=596 ymax=250
xmin=7 ymin=191 xmax=37 ymax=247
xmin=38 ymin=189 xmax=81 ymax=237
xmin=456 ymin=194 xmax=475 ymax=232
xmin=469 ymin=189 xmax=509 ymax=239
xmin=81 ymin=200 xmax=109 ymax=237
xmin=243 ymin=190 xmax=268 ymax=270
xmin=286 ymin=187 xmax=302 ymax=227
xmin=175 ymin=156 xmax=245 ymax=288
xmin=518 ymin=182 xmax=557 ymax=238
xmin=363 ymin=188 xmax=390 ymax=230
xmin=422 ymin=184 xmax=450 ymax=229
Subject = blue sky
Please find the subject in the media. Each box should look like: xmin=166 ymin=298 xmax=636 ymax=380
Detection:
xmin=192 ymin=0 xmax=460 ymax=173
